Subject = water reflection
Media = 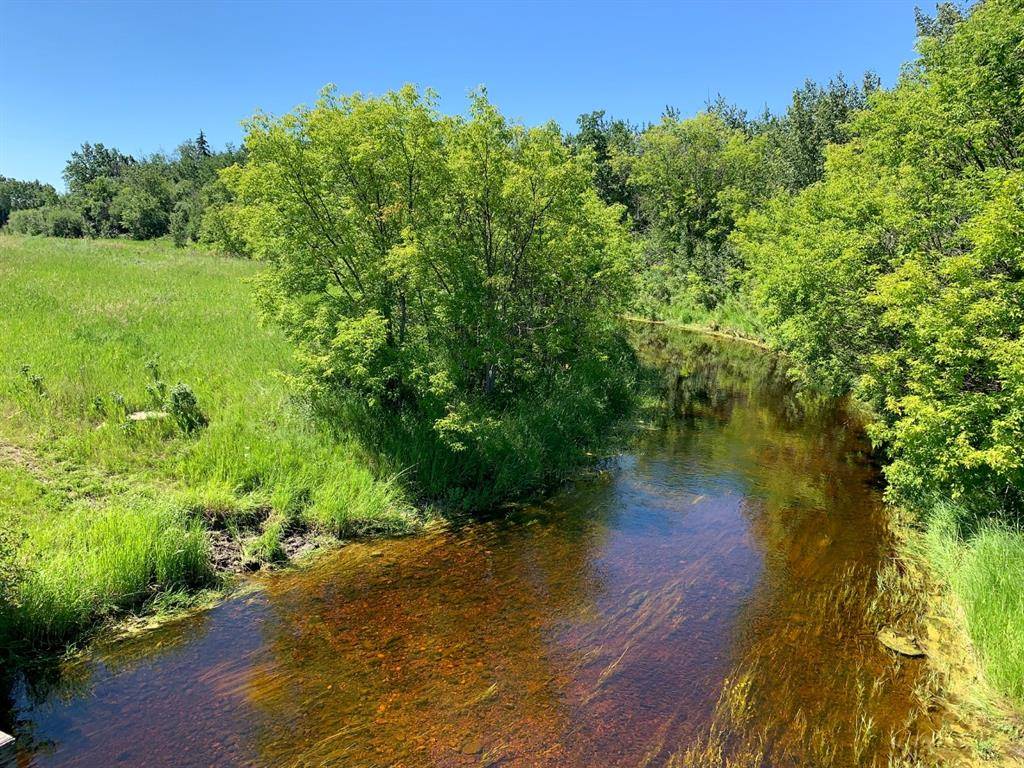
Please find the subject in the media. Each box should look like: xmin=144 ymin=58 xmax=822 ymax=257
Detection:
xmin=3 ymin=329 xmax=925 ymax=767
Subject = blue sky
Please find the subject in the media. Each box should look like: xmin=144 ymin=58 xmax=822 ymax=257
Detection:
xmin=1 ymin=0 xmax=923 ymax=189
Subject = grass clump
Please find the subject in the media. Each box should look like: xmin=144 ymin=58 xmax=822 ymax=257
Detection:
xmin=647 ymin=290 xmax=765 ymax=342
xmin=924 ymin=501 xmax=1024 ymax=706
xmin=0 ymin=461 xmax=212 ymax=651
xmin=11 ymin=499 xmax=212 ymax=650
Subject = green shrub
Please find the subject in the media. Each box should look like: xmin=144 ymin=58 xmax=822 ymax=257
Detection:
xmin=6 ymin=207 xmax=49 ymax=235
xmin=5 ymin=206 xmax=85 ymax=238
xmin=48 ymin=206 xmax=86 ymax=237
xmin=112 ymin=186 xmax=168 ymax=239
xmin=169 ymin=203 xmax=191 ymax=247
xmin=227 ymin=85 xmax=637 ymax=507
xmin=167 ymin=382 xmax=207 ymax=434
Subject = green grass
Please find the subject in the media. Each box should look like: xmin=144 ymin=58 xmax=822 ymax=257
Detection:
xmin=643 ymin=291 xmax=766 ymax=343
xmin=0 ymin=234 xmax=413 ymax=652
xmin=924 ymin=501 xmax=1024 ymax=706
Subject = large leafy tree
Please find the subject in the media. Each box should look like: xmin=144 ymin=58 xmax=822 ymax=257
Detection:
xmin=63 ymin=142 xmax=135 ymax=194
xmin=619 ymin=112 xmax=775 ymax=310
xmin=737 ymin=0 xmax=1024 ymax=514
xmin=569 ymin=110 xmax=641 ymax=221
xmin=226 ymin=86 xmax=636 ymax=499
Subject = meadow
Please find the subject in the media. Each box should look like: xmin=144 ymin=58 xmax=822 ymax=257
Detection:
xmin=0 ymin=234 xmax=413 ymax=650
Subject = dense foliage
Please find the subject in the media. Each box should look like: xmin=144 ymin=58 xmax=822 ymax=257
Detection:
xmin=620 ymin=112 xmax=777 ymax=313
xmin=4 ymin=133 xmax=245 ymax=249
xmin=226 ymin=87 xmax=637 ymax=506
xmin=0 ymin=176 xmax=58 ymax=227
xmin=570 ymin=72 xmax=879 ymax=325
xmin=735 ymin=0 xmax=1023 ymax=519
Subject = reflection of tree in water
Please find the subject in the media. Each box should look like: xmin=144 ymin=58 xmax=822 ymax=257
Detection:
xmin=3 ymin=603 xmax=216 ymax=764
xmin=646 ymin=332 xmax=927 ymax=767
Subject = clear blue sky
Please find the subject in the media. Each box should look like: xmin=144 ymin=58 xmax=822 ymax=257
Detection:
xmin=1 ymin=0 xmax=923 ymax=189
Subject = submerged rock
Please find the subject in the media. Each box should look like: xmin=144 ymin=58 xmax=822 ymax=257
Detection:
xmin=877 ymin=627 xmax=925 ymax=657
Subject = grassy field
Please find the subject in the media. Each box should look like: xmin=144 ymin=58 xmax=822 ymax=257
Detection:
xmin=0 ymin=235 xmax=414 ymax=651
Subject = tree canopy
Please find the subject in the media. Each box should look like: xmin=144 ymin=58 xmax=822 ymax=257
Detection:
xmin=225 ymin=86 xmax=637 ymax=505
xmin=736 ymin=0 xmax=1024 ymax=515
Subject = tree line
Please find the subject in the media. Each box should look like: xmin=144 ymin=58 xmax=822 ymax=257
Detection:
xmin=2 ymin=132 xmax=244 ymax=248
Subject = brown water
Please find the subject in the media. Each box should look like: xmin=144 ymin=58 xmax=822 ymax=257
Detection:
xmin=1 ymin=330 xmax=929 ymax=767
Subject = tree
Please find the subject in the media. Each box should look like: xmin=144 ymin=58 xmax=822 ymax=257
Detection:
xmin=196 ymin=130 xmax=211 ymax=158
xmin=915 ymin=1 xmax=965 ymax=40
xmin=63 ymin=142 xmax=135 ymax=194
xmin=768 ymin=73 xmax=880 ymax=191
xmin=569 ymin=110 xmax=641 ymax=221
xmin=72 ymin=176 xmax=122 ymax=237
xmin=620 ymin=112 xmax=775 ymax=309
xmin=225 ymin=85 xmax=636 ymax=504
xmin=111 ymin=161 xmax=173 ymax=239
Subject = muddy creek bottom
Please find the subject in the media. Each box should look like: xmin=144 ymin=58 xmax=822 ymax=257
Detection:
xmin=3 ymin=331 xmax=928 ymax=767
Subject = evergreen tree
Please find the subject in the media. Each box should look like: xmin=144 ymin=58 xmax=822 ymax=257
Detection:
xmin=196 ymin=130 xmax=211 ymax=158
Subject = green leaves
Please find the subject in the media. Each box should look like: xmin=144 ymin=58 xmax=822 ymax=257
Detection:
xmin=736 ymin=0 xmax=1024 ymax=516
xmin=226 ymin=86 xmax=636 ymax=501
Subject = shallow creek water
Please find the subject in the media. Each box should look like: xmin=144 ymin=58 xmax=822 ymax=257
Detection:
xmin=2 ymin=330 xmax=929 ymax=767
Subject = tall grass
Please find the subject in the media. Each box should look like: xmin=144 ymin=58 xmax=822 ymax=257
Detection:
xmin=11 ymin=498 xmax=212 ymax=649
xmin=0 ymin=235 xmax=412 ymax=651
xmin=924 ymin=501 xmax=1024 ymax=706
xmin=643 ymin=291 xmax=766 ymax=343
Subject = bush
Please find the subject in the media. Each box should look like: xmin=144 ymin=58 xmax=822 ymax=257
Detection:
xmin=227 ymin=86 xmax=637 ymax=507
xmin=5 ymin=205 xmax=84 ymax=237
xmin=48 ymin=206 xmax=86 ymax=237
xmin=6 ymin=206 xmax=49 ymax=235
xmin=112 ymin=185 xmax=169 ymax=239
xmin=167 ymin=382 xmax=208 ymax=434
xmin=169 ymin=204 xmax=191 ymax=247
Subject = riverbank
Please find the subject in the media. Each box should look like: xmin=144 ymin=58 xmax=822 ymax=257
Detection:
xmin=884 ymin=510 xmax=1024 ymax=765
xmin=622 ymin=314 xmax=772 ymax=351
xmin=637 ymin=309 xmax=1024 ymax=762
xmin=0 ymin=234 xmax=632 ymax=658
xmin=0 ymin=235 xmax=419 ymax=655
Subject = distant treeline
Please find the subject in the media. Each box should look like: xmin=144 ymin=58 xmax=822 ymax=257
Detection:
xmin=1 ymin=133 xmax=244 ymax=250
xmin=1 ymin=66 xmax=875 ymax=260
xmin=569 ymin=73 xmax=879 ymax=315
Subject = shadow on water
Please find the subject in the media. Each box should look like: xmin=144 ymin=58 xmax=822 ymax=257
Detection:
xmin=1 ymin=329 xmax=929 ymax=767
